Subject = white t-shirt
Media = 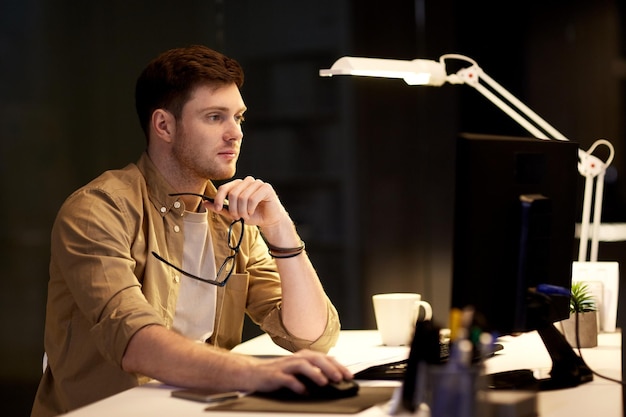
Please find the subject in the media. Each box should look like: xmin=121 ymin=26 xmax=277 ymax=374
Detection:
xmin=172 ymin=210 xmax=217 ymax=342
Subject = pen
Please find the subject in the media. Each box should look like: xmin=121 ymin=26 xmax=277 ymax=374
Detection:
xmin=449 ymin=308 xmax=462 ymax=341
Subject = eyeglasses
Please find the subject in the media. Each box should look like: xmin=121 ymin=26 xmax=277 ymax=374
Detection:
xmin=152 ymin=216 xmax=244 ymax=287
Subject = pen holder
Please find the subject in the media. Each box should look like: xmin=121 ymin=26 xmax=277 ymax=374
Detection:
xmin=427 ymin=363 xmax=485 ymax=417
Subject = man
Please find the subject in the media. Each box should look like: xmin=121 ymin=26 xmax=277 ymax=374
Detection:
xmin=31 ymin=45 xmax=349 ymax=417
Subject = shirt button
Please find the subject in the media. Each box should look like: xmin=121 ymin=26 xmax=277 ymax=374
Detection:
xmin=174 ymin=201 xmax=181 ymax=209
xmin=160 ymin=206 xmax=167 ymax=213
xmin=174 ymin=275 xmax=180 ymax=283
xmin=174 ymin=225 xmax=180 ymax=233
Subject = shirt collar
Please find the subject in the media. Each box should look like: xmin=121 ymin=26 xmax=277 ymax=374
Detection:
xmin=136 ymin=151 xmax=217 ymax=217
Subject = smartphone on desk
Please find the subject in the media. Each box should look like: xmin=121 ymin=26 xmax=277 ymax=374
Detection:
xmin=171 ymin=389 xmax=243 ymax=403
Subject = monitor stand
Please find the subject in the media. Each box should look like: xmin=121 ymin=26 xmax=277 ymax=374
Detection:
xmin=488 ymin=320 xmax=593 ymax=391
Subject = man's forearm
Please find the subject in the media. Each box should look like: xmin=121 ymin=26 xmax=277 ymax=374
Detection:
xmin=260 ymin=217 xmax=331 ymax=341
xmin=122 ymin=324 xmax=256 ymax=391
xmin=278 ymin=252 xmax=330 ymax=339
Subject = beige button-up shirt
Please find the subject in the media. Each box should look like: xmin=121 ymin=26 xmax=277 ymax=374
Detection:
xmin=31 ymin=153 xmax=340 ymax=417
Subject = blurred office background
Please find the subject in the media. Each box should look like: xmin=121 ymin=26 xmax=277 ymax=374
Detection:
xmin=2 ymin=0 xmax=625 ymax=414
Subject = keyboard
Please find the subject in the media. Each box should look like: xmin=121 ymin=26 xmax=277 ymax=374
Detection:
xmin=354 ymin=360 xmax=408 ymax=380
xmin=354 ymin=343 xmax=503 ymax=380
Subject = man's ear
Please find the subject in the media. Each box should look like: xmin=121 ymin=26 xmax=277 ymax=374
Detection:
xmin=151 ymin=109 xmax=175 ymax=143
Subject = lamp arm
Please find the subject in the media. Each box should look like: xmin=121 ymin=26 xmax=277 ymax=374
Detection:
xmin=577 ymin=139 xmax=615 ymax=262
xmin=590 ymin=169 xmax=606 ymax=262
xmin=448 ymin=60 xmax=568 ymax=141
xmin=578 ymin=174 xmax=595 ymax=262
xmin=473 ymin=65 xmax=616 ymax=180
xmin=471 ymin=80 xmax=548 ymax=140
xmin=442 ymin=55 xmax=599 ymax=165
xmin=480 ymin=71 xmax=573 ymax=141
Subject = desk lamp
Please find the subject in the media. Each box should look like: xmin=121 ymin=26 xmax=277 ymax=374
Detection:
xmin=321 ymin=53 xmax=620 ymax=399
xmin=320 ymin=54 xmax=614 ymax=262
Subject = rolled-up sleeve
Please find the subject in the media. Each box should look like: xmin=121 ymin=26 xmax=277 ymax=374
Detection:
xmin=263 ymin=302 xmax=341 ymax=353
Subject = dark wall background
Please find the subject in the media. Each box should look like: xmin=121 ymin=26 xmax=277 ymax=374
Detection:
xmin=2 ymin=0 xmax=625 ymax=415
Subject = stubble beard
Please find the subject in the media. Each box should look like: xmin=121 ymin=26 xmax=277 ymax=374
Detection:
xmin=172 ymin=144 xmax=237 ymax=182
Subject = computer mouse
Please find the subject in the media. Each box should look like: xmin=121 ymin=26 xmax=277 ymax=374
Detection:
xmin=255 ymin=374 xmax=359 ymax=401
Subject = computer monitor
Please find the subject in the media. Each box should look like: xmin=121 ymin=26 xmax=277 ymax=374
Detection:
xmin=451 ymin=132 xmax=578 ymax=333
xmin=449 ymin=132 xmax=592 ymax=390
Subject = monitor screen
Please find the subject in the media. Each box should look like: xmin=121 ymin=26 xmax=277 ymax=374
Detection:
xmin=451 ymin=132 xmax=580 ymax=336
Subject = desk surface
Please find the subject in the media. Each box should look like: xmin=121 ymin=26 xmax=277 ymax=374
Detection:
xmin=61 ymin=329 xmax=622 ymax=417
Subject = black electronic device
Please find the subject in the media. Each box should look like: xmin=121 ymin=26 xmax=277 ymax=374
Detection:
xmin=449 ymin=132 xmax=592 ymax=391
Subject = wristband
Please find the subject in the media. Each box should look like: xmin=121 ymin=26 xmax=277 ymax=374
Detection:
xmin=268 ymin=250 xmax=305 ymax=259
xmin=260 ymin=232 xmax=305 ymax=258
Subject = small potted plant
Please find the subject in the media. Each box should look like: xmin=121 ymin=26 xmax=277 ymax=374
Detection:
xmin=559 ymin=281 xmax=598 ymax=348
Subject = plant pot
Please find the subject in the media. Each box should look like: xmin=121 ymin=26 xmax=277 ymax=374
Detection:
xmin=558 ymin=311 xmax=598 ymax=348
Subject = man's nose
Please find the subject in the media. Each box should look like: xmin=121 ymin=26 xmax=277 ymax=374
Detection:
xmin=224 ymin=121 xmax=243 ymax=141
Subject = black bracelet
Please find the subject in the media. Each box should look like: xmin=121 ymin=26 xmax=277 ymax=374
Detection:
xmin=265 ymin=240 xmax=305 ymax=253
xmin=260 ymin=232 xmax=305 ymax=258
xmin=267 ymin=241 xmax=305 ymax=259
xmin=268 ymin=249 xmax=305 ymax=259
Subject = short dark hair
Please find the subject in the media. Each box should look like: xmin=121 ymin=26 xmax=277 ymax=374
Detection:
xmin=135 ymin=45 xmax=244 ymax=139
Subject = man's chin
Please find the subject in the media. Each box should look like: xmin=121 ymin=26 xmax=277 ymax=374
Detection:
xmin=210 ymin=170 xmax=237 ymax=182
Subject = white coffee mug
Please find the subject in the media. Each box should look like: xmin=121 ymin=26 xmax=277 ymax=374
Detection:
xmin=372 ymin=293 xmax=433 ymax=346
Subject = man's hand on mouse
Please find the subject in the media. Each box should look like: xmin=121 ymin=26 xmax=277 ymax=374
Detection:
xmin=247 ymin=349 xmax=353 ymax=394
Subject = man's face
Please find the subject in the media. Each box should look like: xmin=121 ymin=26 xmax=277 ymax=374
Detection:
xmin=171 ymin=83 xmax=246 ymax=181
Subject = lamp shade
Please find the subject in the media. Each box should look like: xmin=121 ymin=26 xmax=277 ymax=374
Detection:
xmin=319 ymin=57 xmax=447 ymax=86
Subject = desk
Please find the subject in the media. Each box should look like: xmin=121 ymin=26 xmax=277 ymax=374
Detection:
xmin=60 ymin=330 xmax=622 ymax=416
